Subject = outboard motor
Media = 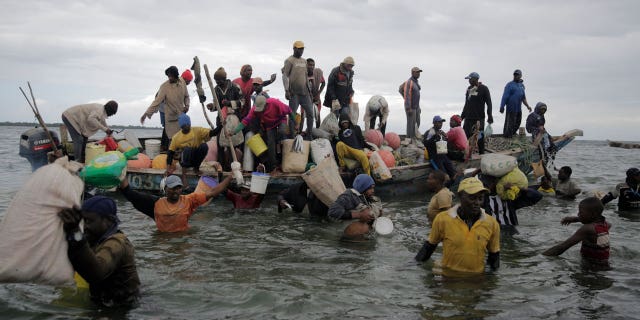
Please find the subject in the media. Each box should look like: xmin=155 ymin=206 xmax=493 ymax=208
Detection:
xmin=19 ymin=127 xmax=60 ymax=171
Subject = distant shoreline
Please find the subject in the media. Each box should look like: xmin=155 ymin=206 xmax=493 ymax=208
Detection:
xmin=0 ymin=122 xmax=159 ymax=130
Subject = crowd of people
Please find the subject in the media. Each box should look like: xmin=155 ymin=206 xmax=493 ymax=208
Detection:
xmin=51 ymin=40 xmax=638 ymax=308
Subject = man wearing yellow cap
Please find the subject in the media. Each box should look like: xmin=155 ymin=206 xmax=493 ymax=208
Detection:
xmin=282 ymin=40 xmax=314 ymax=139
xmin=415 ymin=177 xmax=500 ymax=275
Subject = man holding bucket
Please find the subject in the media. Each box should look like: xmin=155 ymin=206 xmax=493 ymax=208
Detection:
xmin=167 ymin=114 xmax=218 ymax=186
xmin=232 ymin=95 xmax=293 ymax=173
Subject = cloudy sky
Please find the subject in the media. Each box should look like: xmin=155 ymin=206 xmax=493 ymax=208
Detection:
xmin=1 ymin=0 xmax=638 ymax=140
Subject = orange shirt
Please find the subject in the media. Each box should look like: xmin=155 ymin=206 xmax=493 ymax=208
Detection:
xmin=153 ymin=192 xmax=208 ymax=232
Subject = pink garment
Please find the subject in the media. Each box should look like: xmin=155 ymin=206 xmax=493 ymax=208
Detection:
xmin=241 ymin=98 xmax=292 ymax=130
xmin=447 ymin=126 xmax=468 ymax=151
xmin=232 ymin=77 xmax=253 ymax=112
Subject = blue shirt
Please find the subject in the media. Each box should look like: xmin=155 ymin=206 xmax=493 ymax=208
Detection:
xmin=500 ymin=81 xmax=526 ymax=113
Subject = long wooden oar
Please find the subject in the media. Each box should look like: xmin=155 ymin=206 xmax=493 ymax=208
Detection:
xmin=191 ymin=56 xmax=216 ymax=130
xmin=19 ymin=82 xmax=58 ymax=153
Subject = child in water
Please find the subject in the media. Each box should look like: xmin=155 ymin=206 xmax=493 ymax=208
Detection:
xmin=537 ymin=176 xmax=556 ymax=196
xmin=225 ymin=182 xmax=264 ymax=209
xmin=543 ymin=197 xmax=610 ymax=267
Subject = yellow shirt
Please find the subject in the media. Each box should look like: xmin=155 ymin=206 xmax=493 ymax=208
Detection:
xmin=428 ymin=205 xmax=500 ymax=273
xmin=427 ymin=187 xmax=453 ymax=222
xmin=168 ymin=127 xmax=211 ymax=152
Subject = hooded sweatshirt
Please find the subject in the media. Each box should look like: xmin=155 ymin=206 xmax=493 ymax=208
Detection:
xmin=338 ymin=113 xmax=365 ymax=150
xmin=526 ymin=103 xmax=546 ymax=136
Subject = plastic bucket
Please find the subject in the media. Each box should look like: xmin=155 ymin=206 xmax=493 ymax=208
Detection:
xmin=195 ymin=176 xmax=219 ymax=205
xmin=246 ymin=133 xmax=268 ymax=156
xmin=436 ymin=140 xmax=448 ymax=154
xmin=85 ymin=143 xmax=105 ymax=164
xmin=124 ymin=130 xmax=142 ymax=149
xmin=145 ymin=139 xmax=161 ymax=159
xmin=373 ymin=216 xmax=394 ymax=235
xmin=250 ymin=172 xmax=270 ymax=194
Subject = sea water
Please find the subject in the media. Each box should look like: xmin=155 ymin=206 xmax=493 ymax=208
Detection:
xmin=0 ymin=126 xmax=639 ymax=319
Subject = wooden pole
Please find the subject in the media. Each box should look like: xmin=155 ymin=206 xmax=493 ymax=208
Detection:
xmin=19 ymin=83 xmax=58 ymax=152
xmin=204 ymin=64 xmax=238 ymax=163
xmin=191 ymin=56 xmax=216 ymax=130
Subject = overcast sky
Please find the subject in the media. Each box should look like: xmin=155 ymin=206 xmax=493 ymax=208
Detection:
xmin=1 ymin=0 xmax=638 ymax=140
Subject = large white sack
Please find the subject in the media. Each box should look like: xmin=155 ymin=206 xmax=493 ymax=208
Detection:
xmin=320 ymin=112 xmax=340 ymax=136
xmin=310 ymin=138 xmax=335 ymax=163
xmin=0 ymin=157 xmax=84 ymax=285
xmin=480 ymin=153 xmax=518 ymax=177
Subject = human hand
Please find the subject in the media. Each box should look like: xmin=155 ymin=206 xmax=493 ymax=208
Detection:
xmin=270 ymin=73 xmax=277 ymax=82
xmin=183 ymin=106 xmax=189 ymax=113
xmin=199 ymin=95 xmax=207 ymax=103
xmin=331 ymin=99 xmax=340 ymax=111
xmin=488 ymin=117 xmax=494 ymax=124
xmin=499 ymin=108 xmax=504 ymax=114
xmin=527 ymin=106 xmax=532 ymax=112
xmin=206 ymin=103 xmax=214 ymax=111
xmin=58 ymin=207 xmax=82 ymax=234
xmin=354 ymin=208 xmax=374 ymax=223
xmin=140 ymin=114 xmax=147 ymax=124
xmin=166 ymin=164 xmax=176 ymax=176
xmin=561 ymin=216 xmax=578 ymax=225
xmin=285 ymin=91 xmax=291 ymax=100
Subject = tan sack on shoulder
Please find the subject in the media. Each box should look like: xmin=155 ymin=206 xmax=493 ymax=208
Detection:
xmin=0 ymin=157 xmax=84 ymax=285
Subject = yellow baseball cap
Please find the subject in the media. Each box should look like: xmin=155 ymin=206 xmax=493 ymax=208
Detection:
xmin=293 ymin=40 xmax=304 ymax=48
xmin=457 ymin=177 xmax=489 ymax=194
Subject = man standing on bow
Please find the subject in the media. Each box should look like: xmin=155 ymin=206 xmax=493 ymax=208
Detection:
xmin=324 ymin=56 xmax=355 ymax=119
xmin=141 ymin=66 xmax=190 ymax=143
xmin=306 ymin=58 xmax=326 ymax=128
xmin=461 ymin=72 xmax=493 ymax=154
xmin=500 ymin=69 xmax=531 ymax=138
xmin=401 ymin=67 xmax=422 ymax=143
xmin=282 ymin=40 xmax=314 ymax=139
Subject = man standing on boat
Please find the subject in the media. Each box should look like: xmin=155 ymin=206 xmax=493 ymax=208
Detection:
xmin=232 ymin=95 xmax=293 ymax=174
xmin=363 ymin=95 xmax=389 ymax=135
xmin=500 ymin=69 xmax=531 ymax=138
xmin=232 ymin=64 xmax=276 ymax=120
xmin=206 ymin=67 xmax=244 ymax=171
xmin=306 ymin=58 xmax=325 ymax=128
xmin=141 ymin=66 xmax=190 ymax=143
xmin=324 ymin=56 xmax=355 ymax=119
xmin=461 ymin=72 xmax=493 ymax=154
xmin=400 ymin=67 xmax=422 ymax=143
xmin=283 ymin=40 xmax=314 ymax=139
xmin=61 ymin=101 xmax=118 ymax=163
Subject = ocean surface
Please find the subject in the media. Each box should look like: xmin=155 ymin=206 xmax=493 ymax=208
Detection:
xmin=1 ymin=125 xmax=639 ymax=319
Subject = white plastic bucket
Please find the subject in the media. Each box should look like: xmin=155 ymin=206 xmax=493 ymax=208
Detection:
xmin=436 ymin=140 xmax=448 ymax=154
xmin=373 ymin=217 xmax=394 ymax=235
xmin=124 ymin=130 xmax=143 ymax=149
xmin=250 ymin=172 xmax=270 ymax=194
xmin=145 ymin=139 xmax=161 ymax=159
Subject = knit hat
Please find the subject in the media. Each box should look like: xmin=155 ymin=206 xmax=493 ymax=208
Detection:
xmin=342 ymin=56 xmax=355 ymax=66
xmin=181 ymin=69 xmax=193 ymax=82
xmin=178 ymin=113 xmax=191 ymax=128
xmin=254 ymin=95 xmax=267 ymax=112
xmin=214 ymin=67 xmax=227 ymax=80
xmin=450 ymin=115 xmax=462 ymax=124
xmin=165 ymin=66 xmax=179 ymax=78
xmin=353 ymin=174 xmax=375 ymax=193
xmin=82 ymin=196 xmax=119 ymax=222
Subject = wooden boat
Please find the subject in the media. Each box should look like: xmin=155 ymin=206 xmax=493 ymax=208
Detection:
xmin=608 ymin=140 xmax=640 ymax=149
xmin=124 ymin=129 xmax=582 ymax=196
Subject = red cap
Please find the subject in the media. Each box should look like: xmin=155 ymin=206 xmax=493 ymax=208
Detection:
xmin=450 ymin=115 xmax=462 ymax=123
xmin=181 ymin=69 xmax=193 ymax=82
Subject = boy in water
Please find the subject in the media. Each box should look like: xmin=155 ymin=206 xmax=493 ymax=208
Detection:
xmin=543 ymin=197 xmax=610 ymax=267
xmin=226 ymin=182 xmax=265 ymax=209
xmin=537 ymin=176 xmax=556 ymax=196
